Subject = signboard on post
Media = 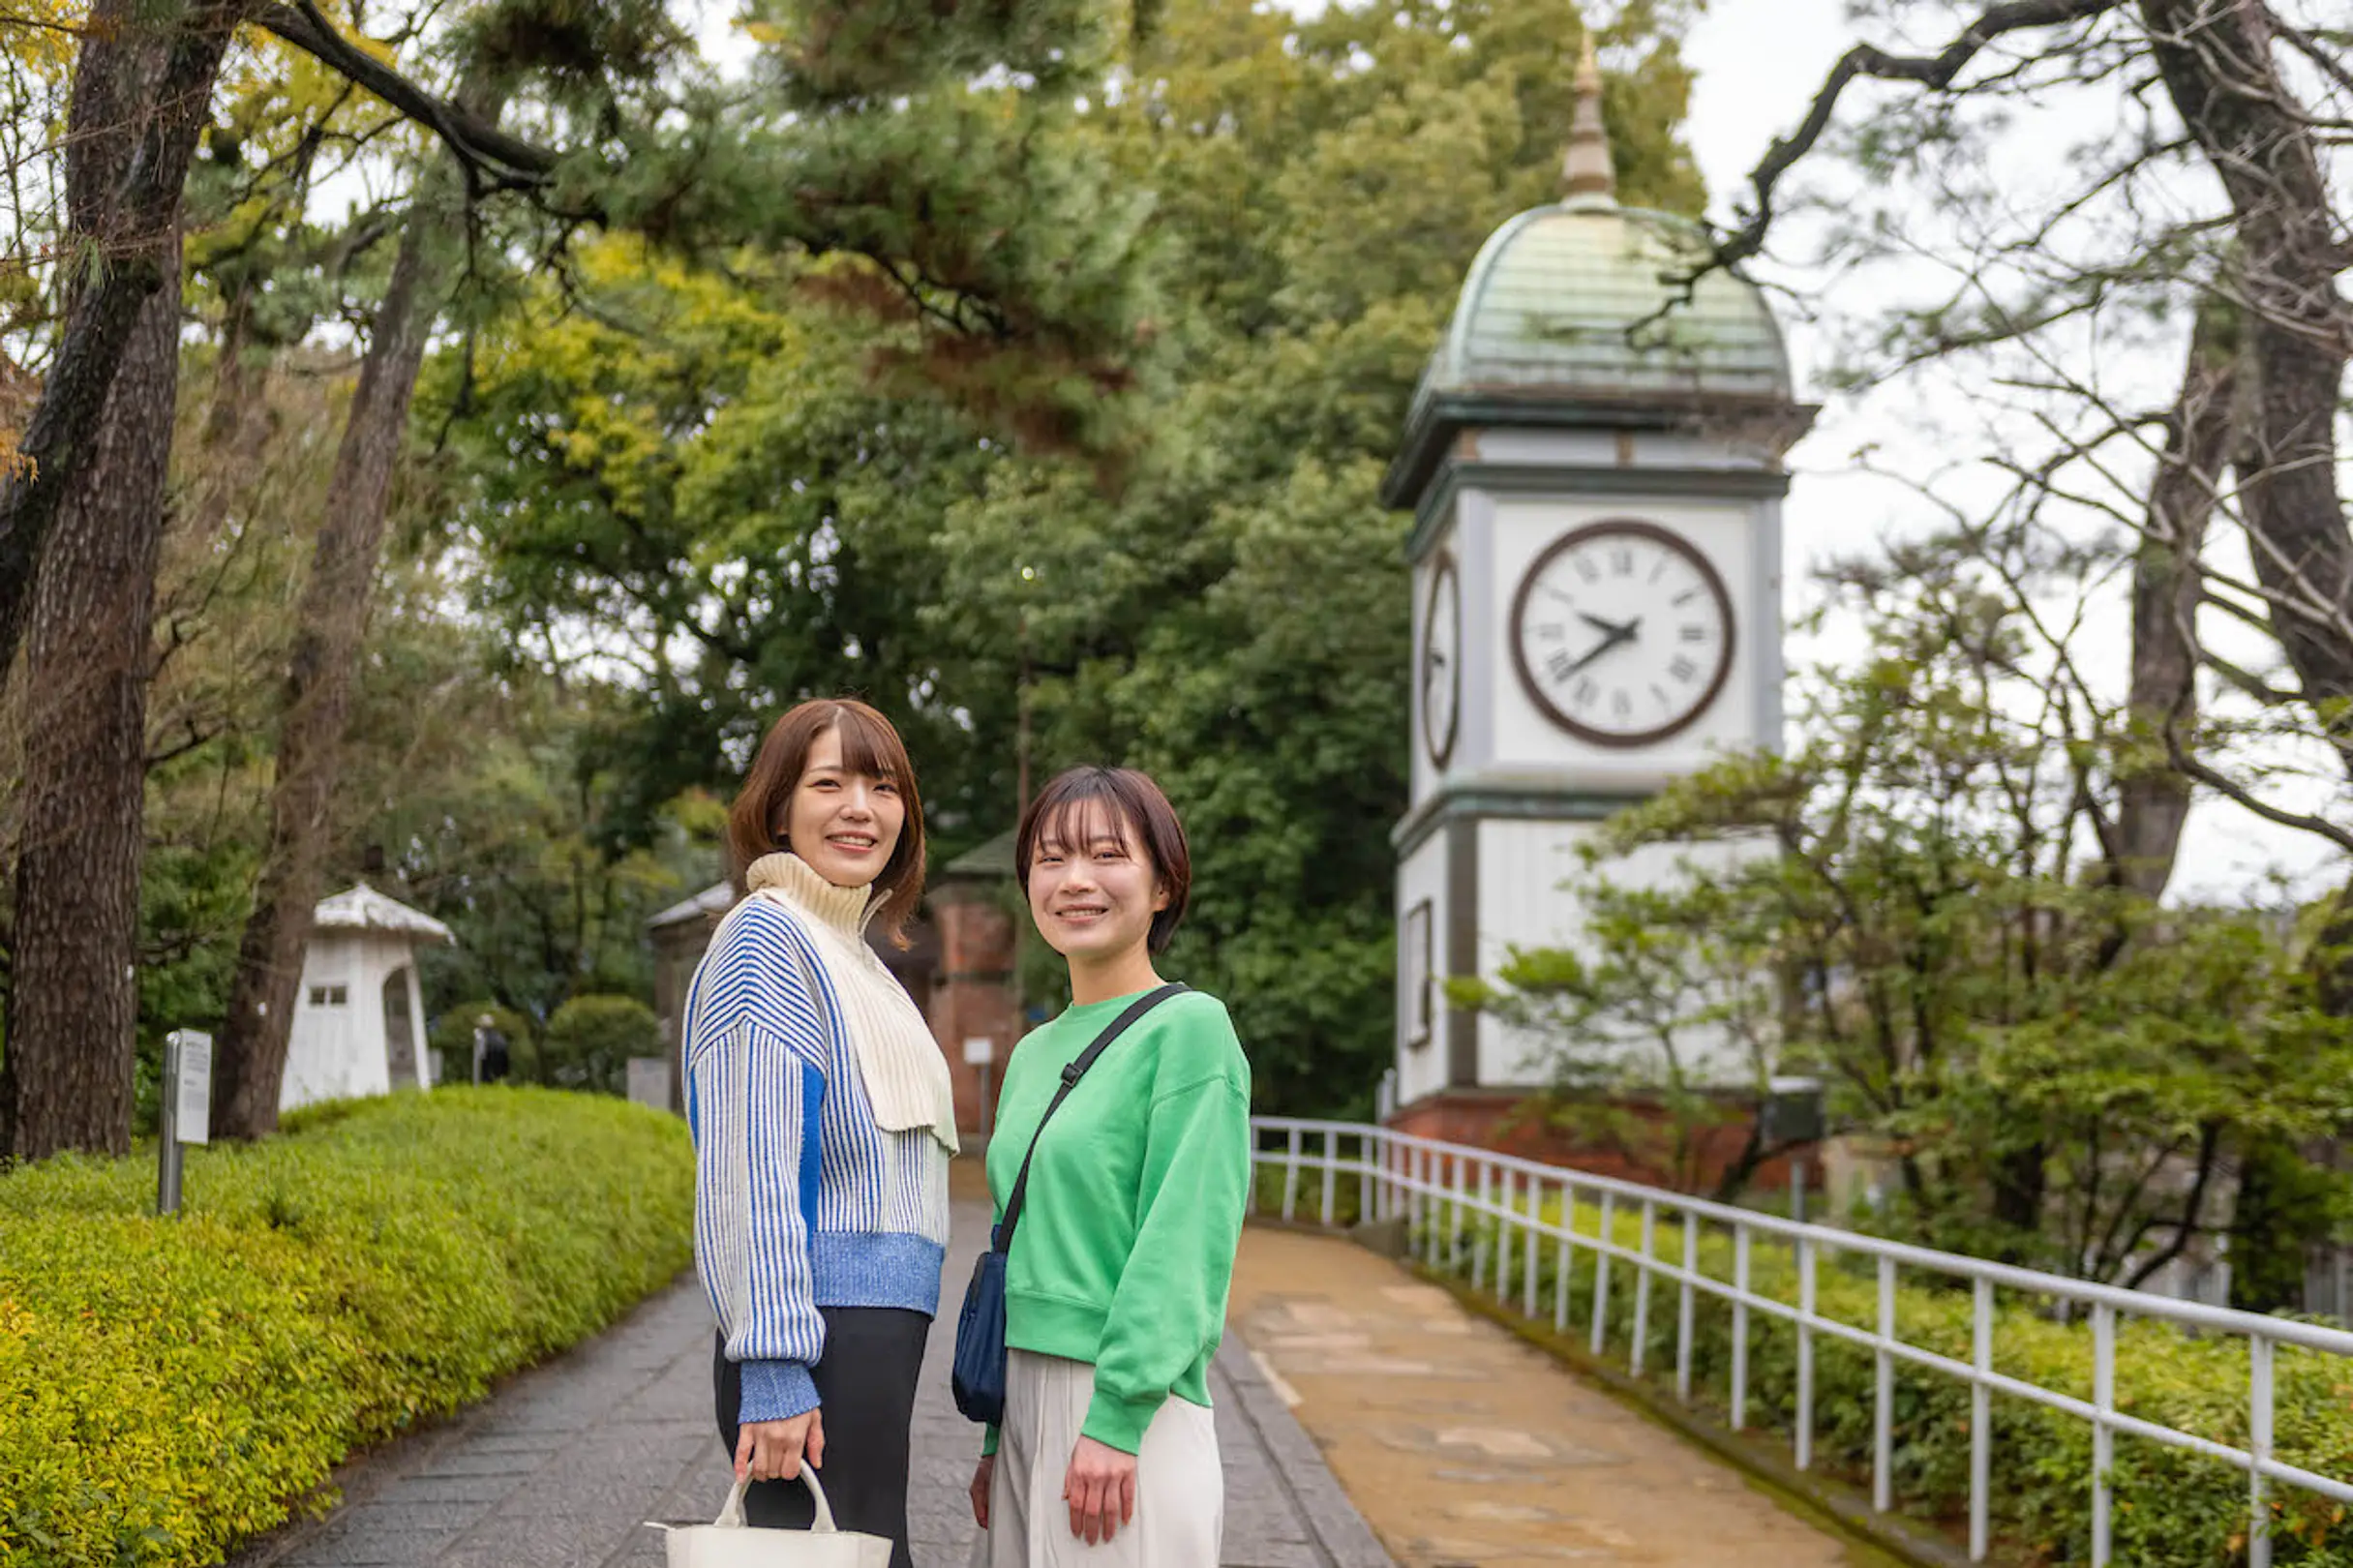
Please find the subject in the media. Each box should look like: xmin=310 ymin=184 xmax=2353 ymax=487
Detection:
xmin=158 ymin=1029 xmax=213 ymax=1216
xmin=964 ymin=1038 xmax=997 ymax=1137
xmin=173 ymin=1031 xmax=213 ymax=1147
xmin=626 ymin=1057 xmax=672 ymax=1112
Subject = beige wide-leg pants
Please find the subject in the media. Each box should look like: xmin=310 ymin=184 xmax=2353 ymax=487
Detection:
xmin=982 ymin=1349 xmax=1222 ymax=1568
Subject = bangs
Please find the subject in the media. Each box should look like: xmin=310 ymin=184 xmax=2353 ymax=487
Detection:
xmin=824 ymin=704 xmax=909 ymax=782
xmin=1028 ymin=794 xmax=1135 ymax=858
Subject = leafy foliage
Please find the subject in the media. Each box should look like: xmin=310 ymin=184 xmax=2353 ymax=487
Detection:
xmin=437 ymin=0 xmax=1714 ymax=1115
xmin=0 ymin=1089 xmax=692 ymax=1568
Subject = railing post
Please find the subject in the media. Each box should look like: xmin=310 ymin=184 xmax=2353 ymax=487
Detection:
xmin=1496 ymin=1167 xmax=1516 ymax=1303
xmin=1472 ymin=1161 xmax=1493 ymax=1291
xmin=1632 ymin=1200 xmax=1655 ymax=1376
xmin=1448 ymin=1154 xmax=1466 ymax=1270
xmin=1677 ymin=1210 xmax=1697 ymax=1404
xmin=1796 ymin=1233 xmax=1816 ymax=1471
xmin=1874 ymin=1255 xmax=1894 ymax=1514
xmin=1732 ymin=1223 xmax=1750 ymax=1431
xmin=1423 ymin=1148 xmax=1439 ymax=1266
xmin=1591 ymin=1191 xmax=1615 ymax=1356
xmin=1554 ymin=1182 xmax=1574 ymax=1334
xmin=2251 ymin=1334 xmax=2274 ymax=1568
xmin=1320 ymin=1129 xmax=1338 ymax=1229
xmin=1408 ymin=1144 xmax=1422 ymax=1247
xmin=1282 ymin=1125 xmax=1302 ymax=1222
xmin=2092 ymin=1303 xmax=2113 ymax=1568
xmin=1971 ymin=1277 xmax=1992 ymax=1562
xmin=1357 ymin=1131 xmax=1373 ymax=1228
xmin=1523 ymin=1176 xmax=1540 ymax=1318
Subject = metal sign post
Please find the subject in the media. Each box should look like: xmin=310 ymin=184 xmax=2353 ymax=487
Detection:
xmin=156 ymin=1029 xmax=213 ymax=1218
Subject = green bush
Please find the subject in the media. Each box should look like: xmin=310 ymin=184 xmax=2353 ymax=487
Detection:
xmin=541 ymin=994 xmax=662 ymax=1096
xmin=0 ymin=1088 xmax=693 ymax=1568
xmin=1410 ymin=1194 xmax=2353 ymax=1566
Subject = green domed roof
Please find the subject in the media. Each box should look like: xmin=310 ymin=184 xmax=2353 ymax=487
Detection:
xmin=1423 ymin=196 xmax=1792 ymax=406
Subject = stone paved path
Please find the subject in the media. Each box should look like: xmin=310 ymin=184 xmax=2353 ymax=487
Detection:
xmin=240 ymin=1199 xmax=1388 ymax=1568
xmin=1228 ymin=1225 xmax=1883 ymax=1568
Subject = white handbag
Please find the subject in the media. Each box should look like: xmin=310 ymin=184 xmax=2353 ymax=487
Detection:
xmin=647 ymin=1469 xmax=892 ymax=1568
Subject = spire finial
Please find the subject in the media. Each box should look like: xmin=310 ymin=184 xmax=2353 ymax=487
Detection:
xmin=1562 ymin=30 xmax=1617 ymax=204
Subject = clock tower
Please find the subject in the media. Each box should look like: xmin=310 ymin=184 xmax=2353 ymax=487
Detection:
xmin=1385 ymin=38 xmax=1815 ymax=1137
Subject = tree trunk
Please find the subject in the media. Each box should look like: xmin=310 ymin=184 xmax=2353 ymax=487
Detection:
xmin=0 ymin=5 xmax=187 ymax=1161
xmin=2116 ymin=293 xmax=2239 ymax=900
xmin=2145 ymin=2 xmax=2353 ymax=1310
xmin=0 ymin=0 xmax=244 ymax=692
xmin=2143 ymin=0 xmax=2353 ymax=760
xmin=212 ymin=87 xmax=501 ymax=1137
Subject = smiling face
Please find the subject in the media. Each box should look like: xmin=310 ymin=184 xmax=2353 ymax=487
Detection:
xmin=779 ymin=726 xmax=906 ymax=890
xmin=1024 ymin=799 xmax=1171 ymax=968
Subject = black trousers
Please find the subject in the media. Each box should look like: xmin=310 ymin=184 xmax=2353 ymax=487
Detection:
xmin=712 ymin=1308 xmax=930 ymax=1568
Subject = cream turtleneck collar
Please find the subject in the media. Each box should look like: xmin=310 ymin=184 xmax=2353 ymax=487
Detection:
xmin=746 ymin=850 xmax=879 ymax=934
xmin=739 ymin=851 xmax=959 ymax=1154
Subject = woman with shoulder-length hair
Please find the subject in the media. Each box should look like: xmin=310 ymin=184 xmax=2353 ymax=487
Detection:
xmin=968 ymin=765 xmax=1252 ymax=1566
xmin=681 ymin=697 xmax=958 ymax=1568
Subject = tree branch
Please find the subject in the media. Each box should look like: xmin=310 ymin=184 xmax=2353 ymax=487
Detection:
xmin=252 ymin=1 xmax=557 ymax=188
xmin=1712 ymin=0 xmax=2130 ymax=272
xmin=2162 ymin=717 xmax=2353 ymax=854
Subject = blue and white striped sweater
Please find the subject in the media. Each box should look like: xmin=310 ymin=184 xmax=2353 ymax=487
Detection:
xmin=683 ymin=893 xmax=950 ymax=1423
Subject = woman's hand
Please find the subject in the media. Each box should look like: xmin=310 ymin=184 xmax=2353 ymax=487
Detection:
xmin=1063 ymin=1436 xmax=1137 ymax=1545
xmin=735 ymin=1408 xmax=825 ymax=1483
xmin=969 ymin=1454 xmax=995 ymax=1528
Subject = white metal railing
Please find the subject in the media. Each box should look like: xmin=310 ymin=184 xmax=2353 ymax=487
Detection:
xmin=1248 ymin=1116 xmax=2353 ymax=1568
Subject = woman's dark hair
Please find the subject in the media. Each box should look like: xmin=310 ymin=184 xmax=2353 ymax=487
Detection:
xmin=727 ymin=698 xmax=925 ymax=947
xmin=1015 ymin=767 xmax=1192 ymax=954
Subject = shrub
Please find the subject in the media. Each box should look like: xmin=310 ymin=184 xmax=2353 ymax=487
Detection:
xmin=1412 ymin=1195 xmax=2353 ymax=1566
xmin=0 ymin=1088 xmax=693 ymax=1568
xmin=541 ymin=994 xmax=662 ymax=1096
xmin=426 ymin=999 xmax=536 ymax=1086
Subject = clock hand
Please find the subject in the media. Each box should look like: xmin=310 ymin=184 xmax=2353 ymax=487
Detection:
xmin=1558 ymin=621 xmax=1638 ymax=678
xmin=1578 ymin=611 xmax=1635 ymax=639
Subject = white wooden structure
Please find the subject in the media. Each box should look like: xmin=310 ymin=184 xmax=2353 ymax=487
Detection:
xmin=281 ymin=883 xmax=453 ymax=1111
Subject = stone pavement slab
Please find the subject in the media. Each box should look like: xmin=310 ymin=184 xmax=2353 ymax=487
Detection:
xmin=237 ymin=1196 xmax=1389 ymax=1568
xmin=1228 ymin=1224 xmax=1884 ymax=1568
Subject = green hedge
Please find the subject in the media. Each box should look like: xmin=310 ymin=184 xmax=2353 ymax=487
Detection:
xmin=1410 ymin=1194 xmax=2353 ymax=1566
xmin=0 ymin=1088 xmax=694 ymax=1568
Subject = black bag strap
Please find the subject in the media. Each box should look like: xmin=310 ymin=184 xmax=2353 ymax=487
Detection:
xmin=994 ymin=982 xmax=1188 ymax=1252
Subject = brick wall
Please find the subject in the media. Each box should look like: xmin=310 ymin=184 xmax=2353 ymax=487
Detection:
xmin=925 ymin=885 xmax=1022 ymax=1135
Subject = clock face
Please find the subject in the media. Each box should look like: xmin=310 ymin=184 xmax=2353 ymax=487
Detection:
xmin=1508 ymin=520 xmax=1736 ymax=748
xmin=1421 ymin=556 xmax=1462 ymax=768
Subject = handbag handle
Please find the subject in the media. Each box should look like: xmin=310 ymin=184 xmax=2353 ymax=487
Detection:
xmin=995 ymin=983 xmax=1187 ymax=1251
xmin=711 ymin=1466 xmax=837 ymax=1531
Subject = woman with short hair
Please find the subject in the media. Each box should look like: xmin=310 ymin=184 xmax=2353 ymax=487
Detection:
xmin=968 ymin=765 xmax=1252 ymax=1565
xmin=682 ymin=698 xmax=958 ymax=1568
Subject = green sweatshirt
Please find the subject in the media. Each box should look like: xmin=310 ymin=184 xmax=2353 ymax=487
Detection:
xmin=982 ymin=986 xmax=1252 ymax=1456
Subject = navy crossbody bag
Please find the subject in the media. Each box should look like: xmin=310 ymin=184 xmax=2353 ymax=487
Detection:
xmin=950 ymin=982 xmax=1188 ymax=1426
